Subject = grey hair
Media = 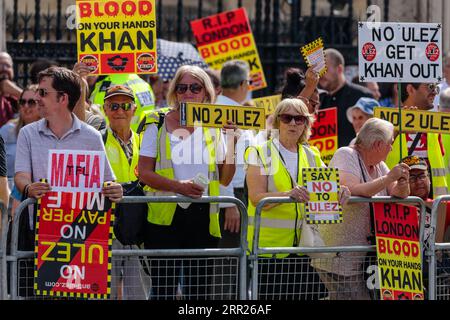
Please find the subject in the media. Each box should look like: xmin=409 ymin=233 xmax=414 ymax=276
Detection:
xmin=354 ymin=118 xmax=394 ymax=149
xmin=439 ymin=87 xmax=450 ymax=111
xmin=220 ymin=60 xmax=250 ymax=89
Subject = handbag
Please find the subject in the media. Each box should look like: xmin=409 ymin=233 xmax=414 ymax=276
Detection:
xmin=298 ymin=218 xmax=334 ymax=259
xmin=113 ymin=180 xmax=148 ymax=246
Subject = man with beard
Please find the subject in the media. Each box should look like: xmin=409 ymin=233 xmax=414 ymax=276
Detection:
xmin=319 ymin=48 xmax=373 ymax=147
xmin=385 ymin=83 xmax=448 ymax=198
xmin=0 ymin=52 xmax=22 ymax=127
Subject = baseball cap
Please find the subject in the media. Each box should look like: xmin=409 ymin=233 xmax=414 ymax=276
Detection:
xmin=346 ymin=97 xmax=379 ymax=123
xmin=401 ymin=155 xmax=428 ymax=171
xmin=104 ymin=85 xmax=135 ymax=102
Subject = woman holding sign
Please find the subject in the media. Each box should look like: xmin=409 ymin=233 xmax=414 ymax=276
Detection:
xmin=313 ymin=118 xmax=410 ymax=300
xmin=245 ymin=98 xmax=350 ymax=300
xmin=138 ymin=65 xmax=237 ymax=300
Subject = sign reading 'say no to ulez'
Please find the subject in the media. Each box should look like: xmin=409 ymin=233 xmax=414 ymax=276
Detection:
xmin=358 ymin=22 xmax=442 ymax=83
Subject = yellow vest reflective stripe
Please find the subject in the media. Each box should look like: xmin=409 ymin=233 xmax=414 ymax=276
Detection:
xmin=385 ymin=133 xmax=448 ymax=196
xmin=90 ymin=74 xmax=155 ymax=132
xmin=104 ymin=129 xmax=139 ymax=183
xmin=146 ymin=123 xmax=221 ymax=238
xmin=245 ymin=140 xmax=322 ymax=258
xmin=442 ymin=134 xmax=450 ymax=192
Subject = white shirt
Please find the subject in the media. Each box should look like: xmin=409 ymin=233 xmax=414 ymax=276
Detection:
xmin=433 ymin=81 xmax=449 ymax=111
xmin=140 ymin=123 xmax=226 ymax=195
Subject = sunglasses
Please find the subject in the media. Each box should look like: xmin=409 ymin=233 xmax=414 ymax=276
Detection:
xmin=36 ymin=88 xmax=65 ymax=98
xmin=278 ymin=114 xmax=308 ymax=125
xmin=175 ymin=83 xmax=203 ymax=94
xmin=19 ymin=99 xmax=37 ymax=107
xmin=421 ymin=83 xmax=440 ymax=94
xmin=243 ymin=79 xmax=253 ymax=85
xmin=107 ymin=102 xmax=134 ymax=111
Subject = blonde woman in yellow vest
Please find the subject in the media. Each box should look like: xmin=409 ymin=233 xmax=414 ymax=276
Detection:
xmin=245 ymin=98 xmax=350 ymax=300
xmin=138 ymin=65 xmax=237 ymax=300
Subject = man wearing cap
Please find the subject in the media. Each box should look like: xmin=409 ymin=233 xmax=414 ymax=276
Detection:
xmin=347 ymin=97 xmax=378 ymax=146
xmin=385 ymin=82 xmax=447 ymax=198
xmin=101 ymin=84 xmax=150 ymax=300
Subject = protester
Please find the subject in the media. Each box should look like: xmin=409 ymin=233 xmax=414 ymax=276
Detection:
xmin=0 ymin=85 xmax=41 ymax=213
xmin=138 ymin=65 xmax=237 ymax=300
xmin=378 ymin=82 xmax=398 ymax=108
xmin=101 ymin=84 xmax=150 ymax=300
xmin=29 ymin=59 xmax=58 ymax=84
xmin=385 ymin=82 xmax=448 ymax=197
xmin=0 ymin=52 xmax=22 ymax=128
xmin=149 ymin=75 xmax=170 ymax=109
xmin=245 ymin=98 xmax=350 ymax=300
xmin=280 ymin=66 xmax=321 ymax=115
xmin=90 ymin=73 xmax=156 ymax=131
xmin=14 ymin=67 xmax=123 ymax=231
xmin=434 ymin=51 xmax=450 ymax=110
xmin=319 ymin=48 xmax=373 ymax=147
xmin=346 ymin=97 xmax=377 ymax=145
xmin=313 ymin=118 xmax=410 ymax=300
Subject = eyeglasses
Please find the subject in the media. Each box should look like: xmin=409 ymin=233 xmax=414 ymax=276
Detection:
xmin=19 ymin=99 xmax=37 ymax=107
xmin=107 ymin=102 xmax=134 ymax=111
xmin=175 ymin=83 xmax=204 ymax=94
xmin=36 ymin=88 xmax=65 ymax=98
xmin=243 ymin=79 xmax=253 ymax=86
xmin=278 ymin=114 xmax=308 ymax=125
xmin=409 ymin=173 xmax=428 ymax=183
xmin=422 ymin=83 xmax=440 ymax=94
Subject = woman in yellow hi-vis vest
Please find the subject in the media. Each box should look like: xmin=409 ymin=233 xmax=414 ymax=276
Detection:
xmin=245 ymin=99 xmax=350 ymax=300
xmin=138 ymin=66 xmax=237 ymax=300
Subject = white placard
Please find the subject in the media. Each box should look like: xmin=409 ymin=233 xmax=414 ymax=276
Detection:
xmin=358 ymin=22 xmax=442 ymax=83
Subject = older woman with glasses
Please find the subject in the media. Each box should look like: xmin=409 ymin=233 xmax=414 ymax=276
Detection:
xmin=312 ymin=118 xmax=410 ymax=300
xmin=0 ymin=84 xmax=41 ymax=211
xmin=138 ymin=65 xmax=237 ymax=300
xmin=245 ymin=98 xmax=350 ymax=300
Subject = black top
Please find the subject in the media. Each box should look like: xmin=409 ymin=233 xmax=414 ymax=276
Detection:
xmin=320 ymin=82 xmax=374 ymax=147
xmin=0 ymin=136 xmax=6 ymax=177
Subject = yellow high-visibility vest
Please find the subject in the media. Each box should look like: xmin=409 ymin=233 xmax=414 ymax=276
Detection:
xmin=442 ymin=134 xmax=450 ymax=192
xmin=245 ymin=140 xmax=323 ymax=258
xmin=385 ymin=133 xmax=448 ymax=196
xmin=145 ymin=122 xmax=222 ymax=238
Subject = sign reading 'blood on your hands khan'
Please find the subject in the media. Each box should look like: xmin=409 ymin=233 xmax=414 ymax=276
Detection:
xmin=303 ymin=168 xmax=342 ymax=224
xmin=358 ymin=22 xmax=442 ymax=83
xmin=76 ymin=0 xmax=157 ymax=75
xmin=35 ymin=150 xmax=114 ymax=299
xmin=191 ymin=8 xmax=267 ymax=91
xmin=309 ymin=108 xmax=338 ymax=166
xmin=374 ymin=203 xmax=424 ymax=300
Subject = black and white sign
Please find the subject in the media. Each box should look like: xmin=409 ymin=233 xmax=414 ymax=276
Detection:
xmin=358 ymin=22 xmax=442 ymax=83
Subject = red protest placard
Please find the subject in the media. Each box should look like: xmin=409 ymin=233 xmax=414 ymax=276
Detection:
xmin=34 ymin=191 xmax=114 ymax=299
xmin=373 ymin=203 xmax=424 ymax=300
xmin=309 ymin=107 xmax=338 ymax=165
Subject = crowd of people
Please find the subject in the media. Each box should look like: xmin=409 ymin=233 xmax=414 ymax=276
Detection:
xmin=0 ymin=45 xmax=450 ymax=300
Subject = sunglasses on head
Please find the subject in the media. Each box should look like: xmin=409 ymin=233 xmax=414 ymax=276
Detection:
xmin=35 ymin=88 xmax=65 ymax=98
xmin=278 ymin=114 xmax=308 ymax=125
xmin=19 ymin=99 xmax=37 ymax=107
xmin=107 ymin=102 xmax=134 ymax=111
xmin=175 ymin=83 xmax=203 ymax=94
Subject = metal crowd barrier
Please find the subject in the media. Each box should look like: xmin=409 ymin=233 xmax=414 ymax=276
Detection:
xmin=7 ymin=196 xmax=248 ymax=300
xmin=249 ymin=196 xmax=426 ymax=300
xmin=429 ymin=195 xmax=450 ymax=300
xmin=0 ymin=201 xmax=7 ymax=299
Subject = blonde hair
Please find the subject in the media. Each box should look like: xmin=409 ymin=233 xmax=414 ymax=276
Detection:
xmin=15 ymin=84 xmax=39 ymax=137
xmin=354 ymin=118 xmax=394 ymax=149
xmin=273 ymin=98 xmax=315 ymax=144
xmin=166 ymin=65 xmax=216 ymax=108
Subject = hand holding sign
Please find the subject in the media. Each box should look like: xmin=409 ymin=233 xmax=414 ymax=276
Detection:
xmin=304 ymin=66 xmax=320 ymax=89
xmin=27 ymin=181 xmax=51 ymax=199
xmin=287 ymin=185 xmax=310 ymax=203
xmin=73 ymin=62 xmax=92 ymax=79
xmin=338 ymin=185 xmax=351 ymax=206
xmin=101 ymin=181 xmax=123 ymax=203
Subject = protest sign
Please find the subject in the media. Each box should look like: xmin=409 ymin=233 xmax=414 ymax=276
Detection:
xmin=309 ymin=108 xmax=338 ymax=165
xmin=191 ymin=8 xmax=266 ymax=91
xmin=358 ymin=22 xmax=442 ymax=83
xmin=374 ymin=203 xmax=424 ymax=300
xmin=301 ymin=38 xmax=327 ymax=77
xmin=252 ymin=95 xmax=281 ymax=115
xmin=180 ymin=102 xmax=265 ymax=130
xmin=76 ymin=0 xmax=157 ymax=74
xmin=34 ymin=191 xmax=114 ymax=299
xmin=374 ymin=107 xmax=450 ymax=134
xmin=302 ymin=168 xmax=342 ymax=224
xmin=47 ymin=150 xmax=105 ymax=193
